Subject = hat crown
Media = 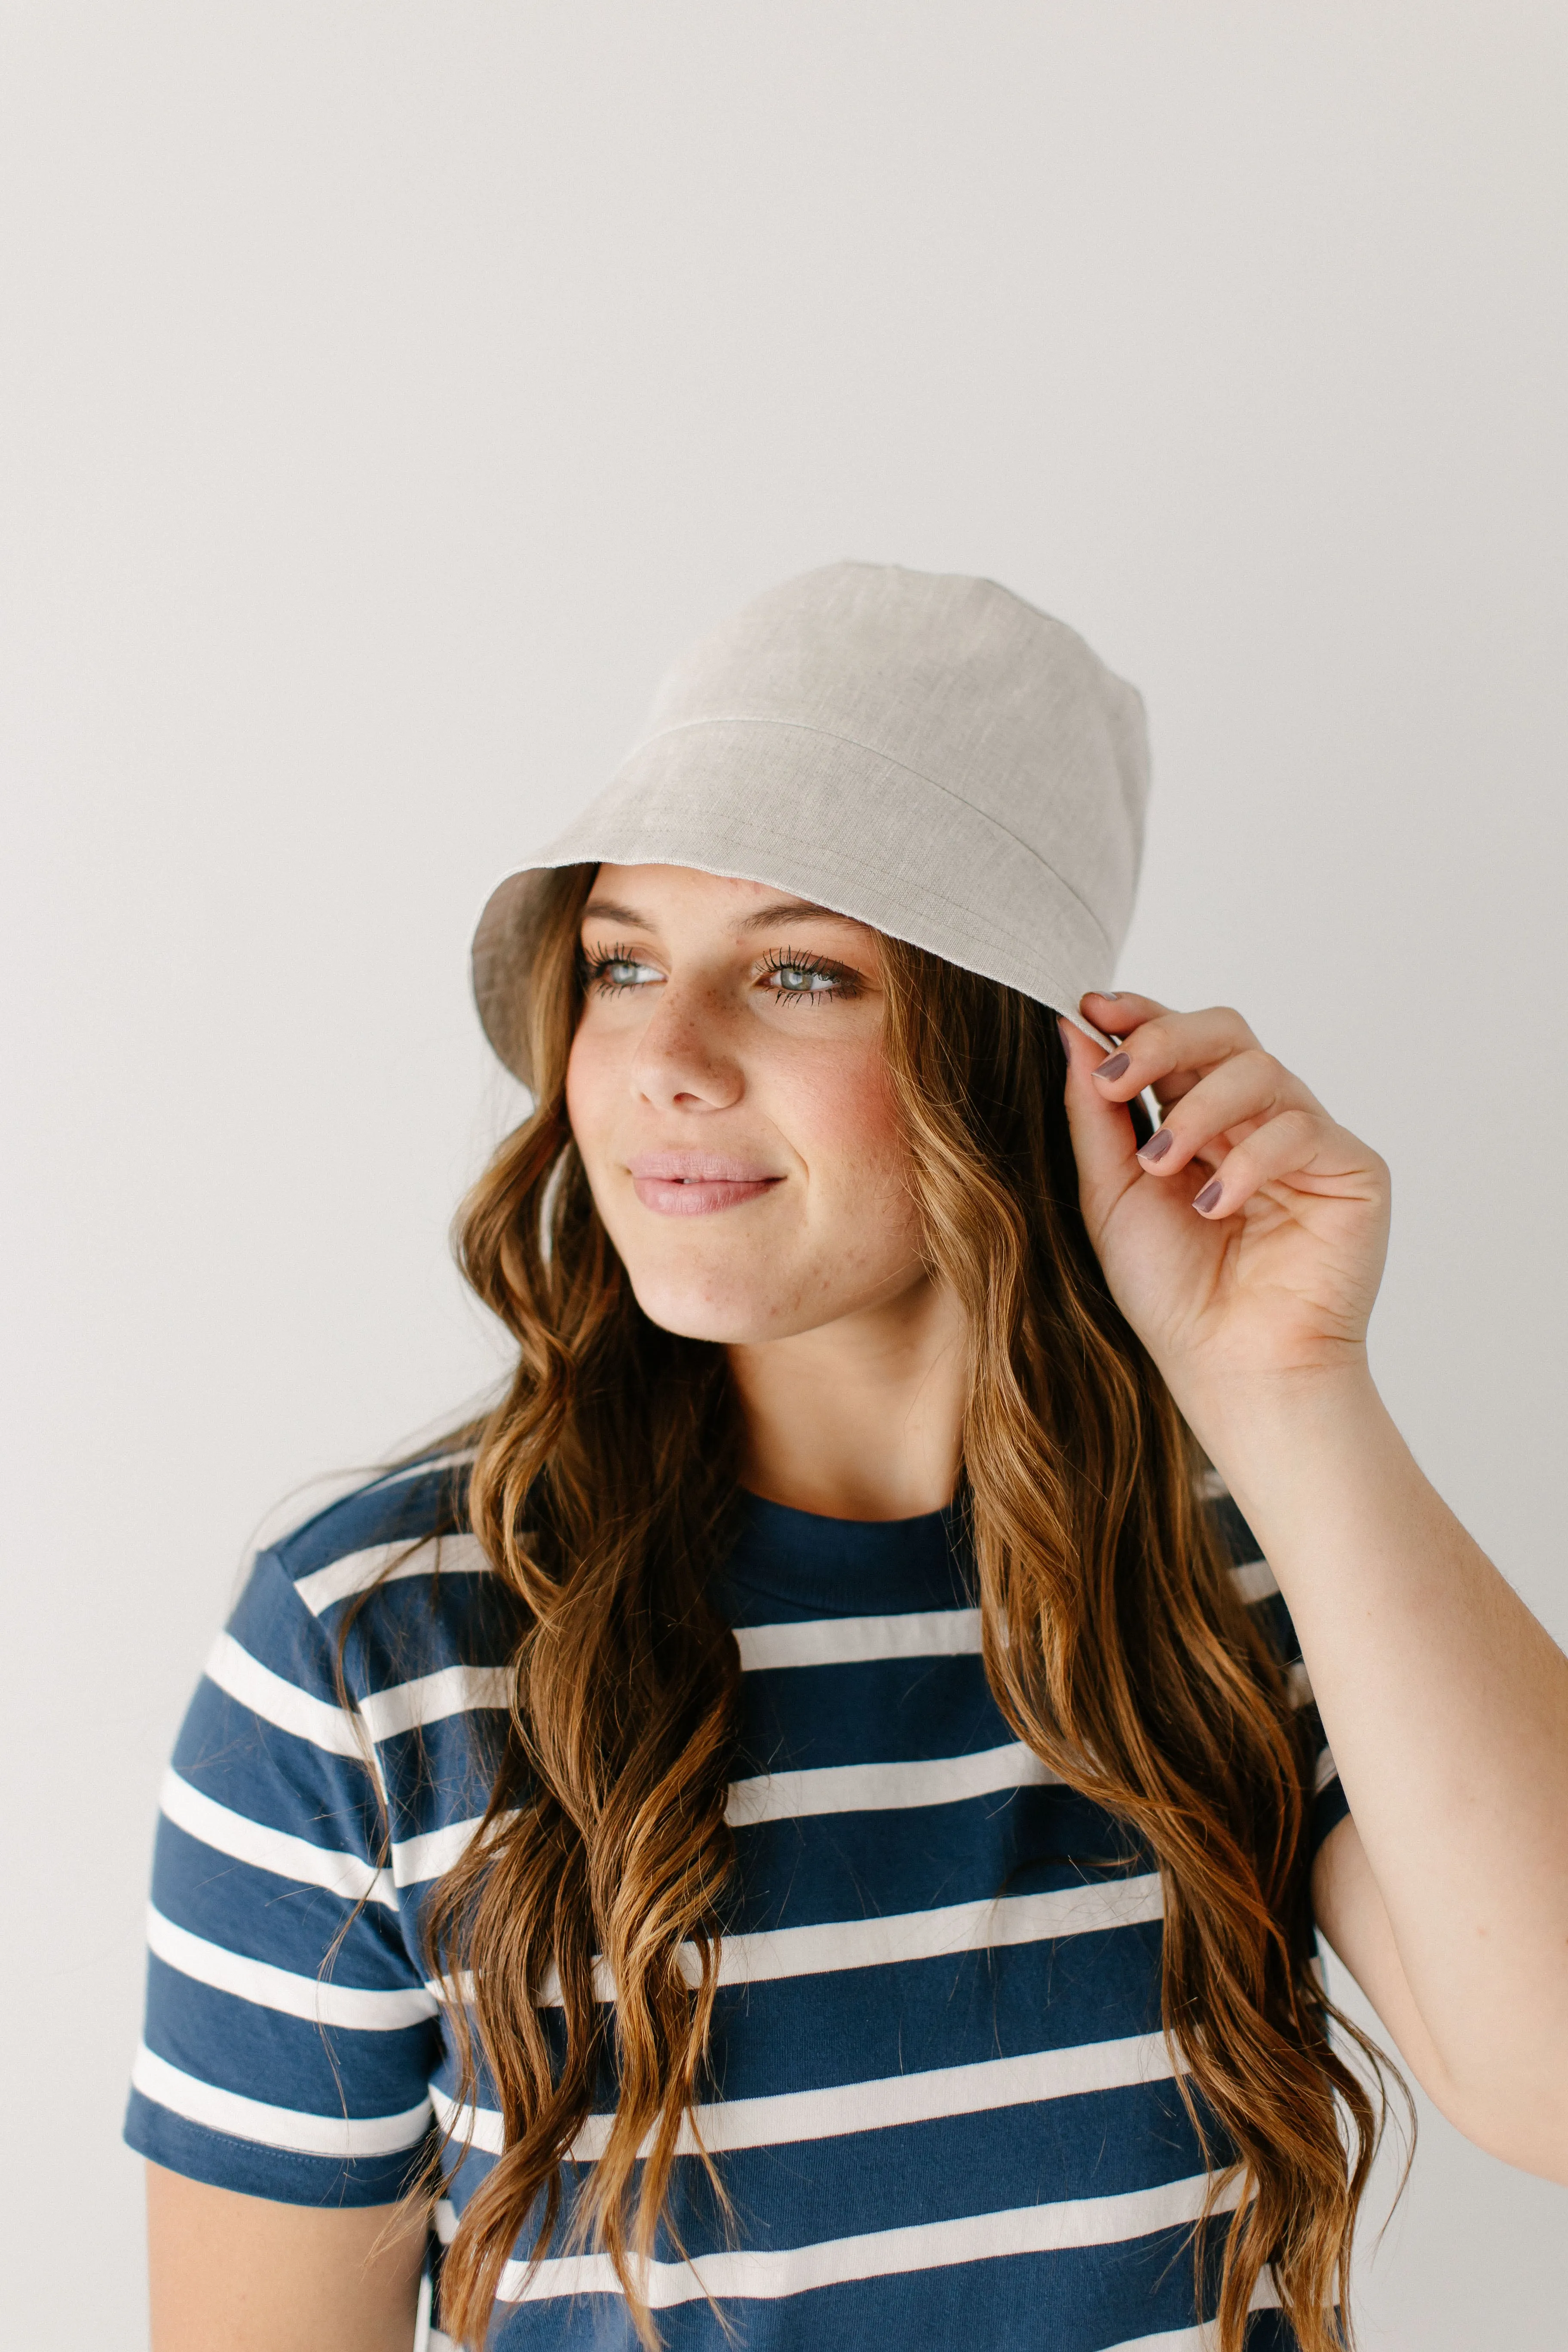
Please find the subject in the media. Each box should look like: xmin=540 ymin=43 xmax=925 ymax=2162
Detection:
xmin=636 ymin=562 xmax=1148 ymax=950
xmin=471 ymin=561 xmax=1151 ymax=1086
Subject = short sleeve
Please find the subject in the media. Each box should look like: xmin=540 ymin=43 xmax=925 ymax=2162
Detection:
xmin=1205 ymin=1482 xmax=1351 ymax=1862
xmin=124 ymin=1548 xmax=442 ymax=2206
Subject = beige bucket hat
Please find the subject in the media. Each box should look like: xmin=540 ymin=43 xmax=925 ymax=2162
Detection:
xmin=472 ymin=561 xmax=1149 ymax=1086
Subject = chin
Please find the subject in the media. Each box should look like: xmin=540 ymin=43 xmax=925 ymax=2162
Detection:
xmin=617 ymin=1245 xmax=816 ymax=1346
xmin=624 ymin=1274 xmax=781 ymax=1347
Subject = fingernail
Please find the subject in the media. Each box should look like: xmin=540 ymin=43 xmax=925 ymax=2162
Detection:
xmin=1139 ymin=1129 xmax=1174 ymax=1163
xmin=1094 ymin=1051 xmax=1130 ymax=1080
xmin=1100 ymin=990 xmax=1121 ymax=1001
xmin=1193 ymin=1179 xmax=1223 ymax=1214
xmin=1057 ymin=1016 xmax=1074 ymax=1056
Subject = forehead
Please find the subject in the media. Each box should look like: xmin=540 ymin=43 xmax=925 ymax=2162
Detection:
xmin=583 ymin=863 xmax=877 ymax=943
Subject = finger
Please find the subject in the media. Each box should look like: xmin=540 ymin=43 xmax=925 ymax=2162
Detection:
xmin=1130 ymin=1048 xmax=1321 ymax=1180
xmin=1078 ymin=990 xmax=1169 ymax=1039
xmin=1080 ymin=1001 xmax=1262 ymax=1101
xmin=1057 ymin=1015 xmax=1142 ymax=1213
xmin=1148 ymin=1067 xmax=1202 ymax=1112
xmin=1185 ymin=1107 xmax=1380 ymax=1220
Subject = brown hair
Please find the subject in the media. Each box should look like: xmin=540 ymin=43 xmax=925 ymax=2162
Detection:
xmin=419 ymin=862 xmax=1391 ymax=2349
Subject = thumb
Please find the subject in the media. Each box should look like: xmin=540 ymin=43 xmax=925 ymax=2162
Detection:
xmin=1057 ymin=1015 xmax=1142 ymax=1238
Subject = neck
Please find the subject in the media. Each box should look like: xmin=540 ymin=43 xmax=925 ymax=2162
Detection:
xmin=727 ymin=1276 xmax=968 ymax=1521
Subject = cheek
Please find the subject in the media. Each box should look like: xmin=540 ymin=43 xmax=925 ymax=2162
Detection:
xmin=564 ymin=1022 xmax=616 ymax=1160
xmin=793 ymin=1045 xmax=916 ymax=1226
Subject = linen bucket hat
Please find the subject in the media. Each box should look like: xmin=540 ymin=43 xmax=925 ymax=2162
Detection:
xmin=472 ymin=561 xmax=1149 ymax=1085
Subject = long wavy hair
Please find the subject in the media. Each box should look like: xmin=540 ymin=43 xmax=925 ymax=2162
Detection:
xmin=415 ymin=862 xmax=1390 ymax=2349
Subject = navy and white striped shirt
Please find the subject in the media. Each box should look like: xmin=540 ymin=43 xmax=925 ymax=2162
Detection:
xmin=126 ymin=1454 xmax=1349 ymax=2349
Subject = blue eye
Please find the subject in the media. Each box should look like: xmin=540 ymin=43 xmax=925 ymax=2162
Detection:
xmin=582 ymin=945 xmax=662 ymax=995
xmin=760 ymin=949 xmax=858 ymax=1004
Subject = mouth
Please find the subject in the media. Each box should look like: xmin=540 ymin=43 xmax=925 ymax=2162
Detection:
xmin=626 ymin=1154 xmax=785 ymax=1218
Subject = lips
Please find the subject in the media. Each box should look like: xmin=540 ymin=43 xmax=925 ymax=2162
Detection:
xmin=626 ymin=1154 xmax=784 ymax=1217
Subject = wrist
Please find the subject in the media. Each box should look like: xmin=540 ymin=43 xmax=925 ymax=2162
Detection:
xmin=1182 ymin=1366 xmax=1411 ymax=1584
xmin=1169 ymin=1353 xmax=1387 ymax=1477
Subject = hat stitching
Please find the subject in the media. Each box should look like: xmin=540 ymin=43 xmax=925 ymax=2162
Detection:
xmin=597 ymin=821 xmax=1102 ymax=979
xmin=619 ymin=714 xmax=1118 ymax=955
xmin=505 ymin=828 xmax=1096 ymax=1015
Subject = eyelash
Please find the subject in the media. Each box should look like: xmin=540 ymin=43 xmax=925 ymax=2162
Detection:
xmin=758 ymin=947 xmax=859 ymax=1004
xmin=579 ymin=941 xmax=650 ymax=996
xmin=578 ymin=942 xmax=861 ymax=1003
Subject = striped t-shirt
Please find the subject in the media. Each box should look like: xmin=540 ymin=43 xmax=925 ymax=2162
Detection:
xmin=126 ymin=1454 xmax=1349 ymax=2351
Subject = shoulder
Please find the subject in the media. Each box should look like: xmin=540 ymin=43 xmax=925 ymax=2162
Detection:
xmin=225 ymin=1442 xmax=505 ymax=1709
xmin=263 ymin=1443 xmax=480 ymax=1620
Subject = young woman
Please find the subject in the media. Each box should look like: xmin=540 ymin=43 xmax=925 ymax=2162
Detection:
xmin=129 ymin=566 xmax=1568 ymax=2352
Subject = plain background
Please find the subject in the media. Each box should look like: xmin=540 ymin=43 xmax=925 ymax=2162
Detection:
xmin=3 ymin=5 xmax=1565 ymax=2344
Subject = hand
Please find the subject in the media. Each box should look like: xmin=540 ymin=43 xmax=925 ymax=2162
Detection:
xmin=1059 ymin=993 xmax=1390 ymax=1410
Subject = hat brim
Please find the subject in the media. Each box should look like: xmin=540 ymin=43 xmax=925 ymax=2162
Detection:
xmin=473 ymin=717 xmax=1119 ymax=1090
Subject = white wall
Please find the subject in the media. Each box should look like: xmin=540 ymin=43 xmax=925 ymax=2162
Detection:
xmin=3 ymin=5 xmax=1564 ymax=2342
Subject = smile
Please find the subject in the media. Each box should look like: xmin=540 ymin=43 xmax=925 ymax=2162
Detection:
xmin=626 ymin=1155 xmax=785 ymax=1217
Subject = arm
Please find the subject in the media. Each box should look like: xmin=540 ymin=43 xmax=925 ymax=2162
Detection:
xmin=126 ymin=1544 xmax=445 ymax=2340
xmin=1236 ymin=1379 xmax=1568 ymax=2177
xmin=1061 ymin=992 xmax=1568 ymax=2179
xmin=147 ymin=2165 xmax=425 ymax=2352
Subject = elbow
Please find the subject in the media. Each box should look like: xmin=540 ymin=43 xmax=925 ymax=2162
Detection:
xmin=1421 ymin=2054 xmax=1568 ymax=2185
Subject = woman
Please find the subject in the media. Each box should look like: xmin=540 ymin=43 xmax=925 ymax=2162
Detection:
xmin=129 ymin=566 xmax=1568 ymax=2352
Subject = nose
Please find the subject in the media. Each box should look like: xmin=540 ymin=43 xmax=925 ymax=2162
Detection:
xmin=628 ymin=979 xmax=743 ymax=1112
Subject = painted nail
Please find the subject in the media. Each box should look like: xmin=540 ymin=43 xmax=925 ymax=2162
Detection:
xmin=1139 ymin=1129 xmax=1174 ymax=1163
xmin=1094 ymin=1051 xmax=1130 ymax=1080
xmin=1100 ymin=990 xmax=1121 ymax=1001
xmin=1193 ymin=1179 xmax=1224 ymax=1214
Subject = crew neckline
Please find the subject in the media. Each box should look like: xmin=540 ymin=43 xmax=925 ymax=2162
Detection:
xmin=717 ymin=1490 xmax=974 ymax=1620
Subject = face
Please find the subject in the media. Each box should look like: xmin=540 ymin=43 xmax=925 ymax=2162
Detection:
xmin=564 ymin=864 xmax=929 ymax=1344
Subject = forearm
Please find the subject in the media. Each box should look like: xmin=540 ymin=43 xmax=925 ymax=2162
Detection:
xmin=1184 ymin=1363 xmax=1568 ymax=2134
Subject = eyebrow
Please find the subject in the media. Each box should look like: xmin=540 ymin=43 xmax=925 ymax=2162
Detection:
xmin=580 ymin=894 xmax=866 ymax=936
xmin=738 ymin=897 xmax=862 ymax=934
